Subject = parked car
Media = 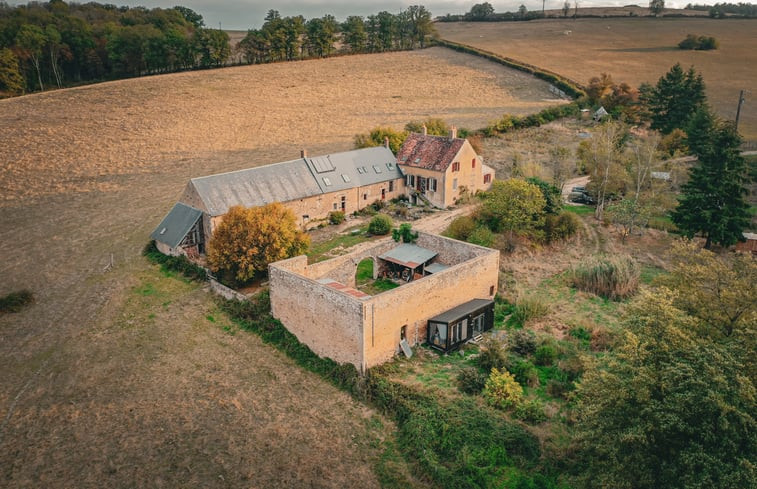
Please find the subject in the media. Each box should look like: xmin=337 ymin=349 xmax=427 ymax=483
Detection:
xmin=571 ymin=186 xmax=586 ymax=193
xmin=569 ymin=191 xmax=595 ymax=204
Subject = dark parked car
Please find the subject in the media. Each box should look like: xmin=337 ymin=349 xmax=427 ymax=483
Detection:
xmin=569 ymin=191 xmax=595 ymax=204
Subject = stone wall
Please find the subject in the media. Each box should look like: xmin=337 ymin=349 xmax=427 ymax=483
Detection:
xmin=362 ymin=246 xmax=499 ymax=368
xmin=268 ymin=232 xmax=500 ymax=370
xmin=269 ymin=256 xmax=365 ymax=368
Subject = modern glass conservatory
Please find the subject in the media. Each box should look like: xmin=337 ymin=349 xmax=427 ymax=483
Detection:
xmin=427 ymin=299 xmax=495 ymax=353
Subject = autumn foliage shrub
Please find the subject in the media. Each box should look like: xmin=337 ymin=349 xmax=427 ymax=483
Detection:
xmin=484 ymin=368 xmax=524 ymax=409
xmin=571 ymin=255 xmax=640 ymax=300
xmin=207 ymin=203 xmax=309 ymax=285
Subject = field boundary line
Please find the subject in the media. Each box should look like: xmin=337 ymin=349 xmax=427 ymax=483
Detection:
xmin=434 ymin=38 xmax=587 ymax=99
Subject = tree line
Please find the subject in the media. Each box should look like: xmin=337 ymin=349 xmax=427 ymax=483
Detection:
xmin=0 ymin=1 xmax=232 ymax=95
xmin=0 ymin=2 xmax=436 ymax=98
xmin=237 ymin=7 xmax=434 ymax=64
xmin=685 ymin=2 xmax=757 ymax=17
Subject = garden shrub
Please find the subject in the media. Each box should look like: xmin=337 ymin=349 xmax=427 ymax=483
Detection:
xmin=0 ymin=289 xmax=34 ymax=314
xmin=543 ymin=212 xmax=581 ymax=243
xmin=514 ymin=399 xmax=547 ymax=424
xmin=476 ymin=337 xmax=509 ymax=372
xmin=571 ymin=255 xmax=640 ymax=300
xmin=467 ymin=226 xmax=495 ymax=247
xmin=457 ymin=366 xmax=488 ymax=394
xmin=446 ymin=215 xmax=476 ymax=241
xmin=509 ymin=359 xmax=540 ymax=387
xmin=546 ymin=378 xmax=572 ymax=399
xmin=368 ymin=214 xmax=393 ymax=235
xmin=508 ymin=329 xmax=537 ymax=355
xmin=534 ymin=344 xmax=558 ymax=366
xmin=484 ymin=368 xmax=524 ymax=410
xmin=328 ymin=210 xmax=346 ymax=224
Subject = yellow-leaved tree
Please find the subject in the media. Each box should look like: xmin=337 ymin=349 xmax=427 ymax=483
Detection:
xmin=207 ymin=203 xmax=309 ymax=284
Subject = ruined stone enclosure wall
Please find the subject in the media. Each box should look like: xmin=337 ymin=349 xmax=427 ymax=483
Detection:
xmin=269 ymin=255 xmax=365 ymax=368
xmin=269 ymin=232 xmax=500 ymax=370
xmin=363 ymin=244 xmax=499 ymax=368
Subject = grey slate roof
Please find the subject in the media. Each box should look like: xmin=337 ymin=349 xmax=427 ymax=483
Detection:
xmin=150 ymin=203 xmax=202 ymax=248
xmin=189 ymin=159 xmax=321 ymax=217
xmin=428 ymin=299 xmax=493 ymax=324
xmin=305 ymin=146 xmax=402 ymax=193
xmin=379 ymin=243 xmax=438 ymax=269
xmin=188 ymin=146 xmax=402 ymax=217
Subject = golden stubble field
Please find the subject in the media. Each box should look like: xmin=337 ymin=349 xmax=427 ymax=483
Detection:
xmin=0 ymin=47 xmax=563 ymax=487
xmin=437 ymin=17 xmax=757 ymax=140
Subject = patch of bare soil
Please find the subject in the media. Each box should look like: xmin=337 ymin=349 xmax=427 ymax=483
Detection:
xmin=438 ymin=18 xmax=757 ymax=140
xmin=2 ymin=47 xmax=559 ymax=488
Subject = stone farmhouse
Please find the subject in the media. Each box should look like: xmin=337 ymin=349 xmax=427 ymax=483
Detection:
xmin=397 ymin=127 xmax=495 ymax=208
xmin=269 ymin=232 xmax=499 ymax=371
xmin=151 ymin=130 xmax=494 ymax=258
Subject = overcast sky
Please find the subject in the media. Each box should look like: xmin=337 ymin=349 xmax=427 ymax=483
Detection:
xmin=8 ymin=1 xmax=691 ymax=30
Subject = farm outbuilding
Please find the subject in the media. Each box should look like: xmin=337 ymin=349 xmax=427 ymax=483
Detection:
xmin=735 ymin=232 xmax=757 ymax=254
xmin=427 ymin=299 xmax=494 ymax=353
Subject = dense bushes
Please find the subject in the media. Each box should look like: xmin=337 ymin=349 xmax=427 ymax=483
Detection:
xmin=143 ymin=241 xmax=208 ymax=281
xmin=0 ymin=289 xmax=34 ymax=314
xmin=543 ymin=212 xmax=581 ymax=244
xmin=484 ymin=103 xmax=581 ymax=136
xmin=328 ymin=210 xmax=345 ymax=224
xmin=368 ymin=214 xmax=393 ymax=235
xmin=571 ymin=255 xmax=640 ymax=300
xmin=678 ymin=34 xmax=719 ymax=50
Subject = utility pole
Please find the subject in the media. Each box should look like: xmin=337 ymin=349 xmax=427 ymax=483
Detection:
xmin=735 ymin=89 xmax=746 ymax=131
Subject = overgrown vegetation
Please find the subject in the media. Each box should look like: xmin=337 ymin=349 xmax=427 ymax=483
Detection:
xmin=677 ymin=33 xmax=719 ymax=49
xmin=142 ymin=241 xmax=208 ymax=281
xmin=368 ymin=214 xmax=393 ymax=235
xmin=215 ymin=292 xmax=550 ymax=488
xmin=0 ymin=289 xmax=34 ymax=314
xmin=571 ymin=255 xmax=640 ymax=300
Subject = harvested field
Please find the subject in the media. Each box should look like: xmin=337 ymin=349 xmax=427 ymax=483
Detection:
xmin=437 ymin=18 xmax=757 ymax=140
xmin=0 ymin=47 xmax=561 ymax=487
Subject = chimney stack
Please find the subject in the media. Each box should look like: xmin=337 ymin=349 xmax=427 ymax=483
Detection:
xmin=422 ymin=124 xmax=428 ymax=136
xmin=301 ymin=149 xmax=308 ymax=159
xmin=449 ymin=126 xmax=457 ymax=139
xmin=384 ymin=136 xmax=390 ymax=149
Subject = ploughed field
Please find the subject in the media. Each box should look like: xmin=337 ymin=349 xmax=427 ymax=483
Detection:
xmin=437 ymin=17 xmax=757 ymax=141
xmin=0 ymin=47 xmax=562 ymax=487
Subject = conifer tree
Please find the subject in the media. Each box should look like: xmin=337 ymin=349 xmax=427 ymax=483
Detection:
xmin=644 ymin=63 xmax=706 ymax=134
xmin=672 ymin=108 xmax=752 ymax=248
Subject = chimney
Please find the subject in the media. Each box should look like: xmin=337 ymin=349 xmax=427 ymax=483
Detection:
xmin=300 ymin=149 xmax=308 ymax=159
xmin=449 ymin=126 xmax=457 ymax=139
xmin=422 ymin=124 xmax=428 ymax=136
xmin=384 ymin=136 xmax=390 ymax=149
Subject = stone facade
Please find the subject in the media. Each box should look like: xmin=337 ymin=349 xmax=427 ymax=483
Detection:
xmin=180 ymin=177 xmax=404 ymax=246
xmin=269 ymin=232 xmax=499 ymax=371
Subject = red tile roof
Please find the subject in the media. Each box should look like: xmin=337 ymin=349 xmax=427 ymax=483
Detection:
xmin=397 ymin=133 xmax=465 ymax=172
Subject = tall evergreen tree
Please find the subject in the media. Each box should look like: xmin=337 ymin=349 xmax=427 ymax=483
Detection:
xmin=672 ymin=108 xmax=752 ymax=248
xmin=644 ymin=63 xmax=706 ymax=134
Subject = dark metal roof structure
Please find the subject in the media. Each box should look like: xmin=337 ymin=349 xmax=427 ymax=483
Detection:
xmin=304 ymin=146 xmax=403 ymax=193
xmin=187 ymin=146 xmax=402 ymax=217
xmin=396 ymin=133 xmax=465 ymax=172
xmin=428 ymin=299 xmax=494 ymax=324
xmin=189 ymin=159 xmax=322 ymax=217
xmin=379 ymin=243 xmax=437 ymax=269
xmin=150 ymin=203 xmax=202 ymax=248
